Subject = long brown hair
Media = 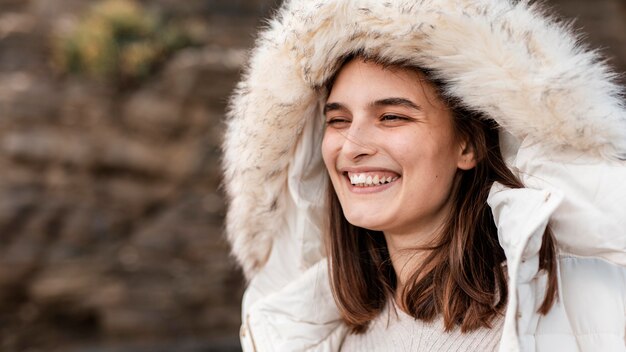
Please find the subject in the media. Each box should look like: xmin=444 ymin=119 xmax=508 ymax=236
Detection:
xmin=325 ymin=55 xmax=557 ymax=333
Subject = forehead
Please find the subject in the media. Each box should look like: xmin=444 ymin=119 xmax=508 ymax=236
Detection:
xmin=327 ymin=58 xmax=443 ymax=108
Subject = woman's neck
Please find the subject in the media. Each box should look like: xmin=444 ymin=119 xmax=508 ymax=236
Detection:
xmin=384 ymin=218 xmax=446 ymax=310
xmin=382 ymin=191 xmax=455 ymax=309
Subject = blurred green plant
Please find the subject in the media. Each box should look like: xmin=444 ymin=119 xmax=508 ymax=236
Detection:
xmin=53 ymin=0 xmax=193 ymax=85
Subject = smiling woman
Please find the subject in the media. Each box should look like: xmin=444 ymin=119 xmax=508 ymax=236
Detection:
xmin=223 ymin=0 xmax=626 ymax=351
xmin=322 ymin=57 xmax=556 ymax=341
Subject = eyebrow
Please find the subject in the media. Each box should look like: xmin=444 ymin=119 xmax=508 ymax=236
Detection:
xmin=323 ymin=102 xmax=345 ymax=115
xmin=371 ymin=97 xmax=422 ymax=111
xmin=323 ymin=97 xmax=422 ymax=115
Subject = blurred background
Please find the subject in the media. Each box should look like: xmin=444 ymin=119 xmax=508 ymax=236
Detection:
xmin=0 ymin=0 xmax=623 ymax=351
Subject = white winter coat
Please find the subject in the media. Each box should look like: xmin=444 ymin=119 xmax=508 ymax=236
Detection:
xmin=222 ymin=0 xmax=626 ymax=351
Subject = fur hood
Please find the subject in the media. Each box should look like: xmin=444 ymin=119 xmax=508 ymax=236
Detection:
xmin=223 ymin=0 xmax=626 ymax=279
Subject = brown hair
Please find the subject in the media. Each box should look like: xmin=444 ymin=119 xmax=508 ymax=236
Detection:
xmin=325 ymin=55 xmax=557 ymax=333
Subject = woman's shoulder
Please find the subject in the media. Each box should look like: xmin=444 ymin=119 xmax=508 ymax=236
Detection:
xmin=534 ymin=255 xmax=626 ymax=351
xmin=556 ymin=255 xmax=626 ymax=322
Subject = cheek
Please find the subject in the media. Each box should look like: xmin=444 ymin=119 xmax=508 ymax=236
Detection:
xmin=382 ymin=130 xmax=416 ymax=156
xmin=395 ymin=133 xmax=459 ymax=183
xmin=321 ymin=132 xmax=337 ymax=172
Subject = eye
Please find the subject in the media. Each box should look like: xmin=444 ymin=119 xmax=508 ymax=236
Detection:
xmin=325 ymin=117 xmax=351 ymax=128
xmin=381 ymin=114 xmax=409 ymax=122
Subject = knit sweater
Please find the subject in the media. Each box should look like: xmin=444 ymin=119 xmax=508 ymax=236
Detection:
xmin=340 ymin=300 xmax=504 ymax=351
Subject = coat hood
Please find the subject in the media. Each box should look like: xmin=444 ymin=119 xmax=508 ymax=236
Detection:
xmin=223 ymin=0 xmax=626 ymax=279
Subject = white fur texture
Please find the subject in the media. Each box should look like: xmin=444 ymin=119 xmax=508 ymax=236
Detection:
xmin=223 ymin=0 xmax=626 ymax=279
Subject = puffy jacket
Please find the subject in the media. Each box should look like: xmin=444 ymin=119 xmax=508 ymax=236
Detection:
xmin=222 ymin=0 xmax=626 ymax=351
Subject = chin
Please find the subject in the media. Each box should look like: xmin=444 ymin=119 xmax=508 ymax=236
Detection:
xmin=344 ymin=211 xmax=387 ymax=232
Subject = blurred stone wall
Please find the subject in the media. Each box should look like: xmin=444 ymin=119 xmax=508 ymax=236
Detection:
xmin=550 ymin=0 xmax=626 ymax=80
xmin=0 ymin=0 xmax=623 ymax=352
xmin=0 ymin=0 xmax=276 ymax=351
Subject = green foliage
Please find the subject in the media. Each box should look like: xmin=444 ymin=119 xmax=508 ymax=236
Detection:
xmin=53 ymin=0 xmax=193 ymax=85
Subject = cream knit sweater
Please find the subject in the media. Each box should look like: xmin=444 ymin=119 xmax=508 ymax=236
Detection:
xmin=341 ymin=300 xmax=504 ymax=351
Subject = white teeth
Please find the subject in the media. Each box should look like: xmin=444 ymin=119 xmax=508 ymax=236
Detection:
xmin=347 ymin=173 xmax=399 ymax=187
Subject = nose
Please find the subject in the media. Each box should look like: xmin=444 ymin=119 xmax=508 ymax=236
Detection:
xmin=340 ymin=123 xmax=377 ymax=160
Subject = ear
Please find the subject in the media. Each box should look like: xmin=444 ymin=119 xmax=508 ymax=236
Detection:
xmin=457 ymin=139 xmax=477 ymax=170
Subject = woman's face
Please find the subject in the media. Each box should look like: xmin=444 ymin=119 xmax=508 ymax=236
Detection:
xmin=322 ymin=59 xmax=475 ymax=236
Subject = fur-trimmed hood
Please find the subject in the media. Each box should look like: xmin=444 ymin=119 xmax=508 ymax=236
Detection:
xmin=223 ymin=0 xmax=626 ymax=279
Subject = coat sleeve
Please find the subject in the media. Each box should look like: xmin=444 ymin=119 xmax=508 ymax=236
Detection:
xmin=239 ymin=258 xmax=348 ymax=351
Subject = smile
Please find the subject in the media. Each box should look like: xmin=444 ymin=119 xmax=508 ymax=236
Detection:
xmin=346 ymin=172 xmax=400 ymax=187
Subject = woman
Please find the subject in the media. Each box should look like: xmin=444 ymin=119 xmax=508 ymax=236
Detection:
xmin=323 ymin=56 xmax=529 ymax=350
xmin=323 ymin=55 xmax=555 ymax=351
xmin=223 ymin=0 xmax=626 ymax=351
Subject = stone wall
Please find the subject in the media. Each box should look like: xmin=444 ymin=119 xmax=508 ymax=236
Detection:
xmin=0 ymin=1 xmax=623 ymax=351
xmin=0 ymin=1 xmax=273 ymax=351
xmin=550 ymin=0 xmax=626 ymax=80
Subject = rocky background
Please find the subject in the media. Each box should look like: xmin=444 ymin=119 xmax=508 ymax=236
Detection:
xmin=0 ymin=0 xmax=623 ymax=351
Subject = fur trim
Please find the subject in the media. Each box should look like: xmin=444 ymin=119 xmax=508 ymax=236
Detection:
xmin=223 ymin=0 xmax=626 ymax=278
